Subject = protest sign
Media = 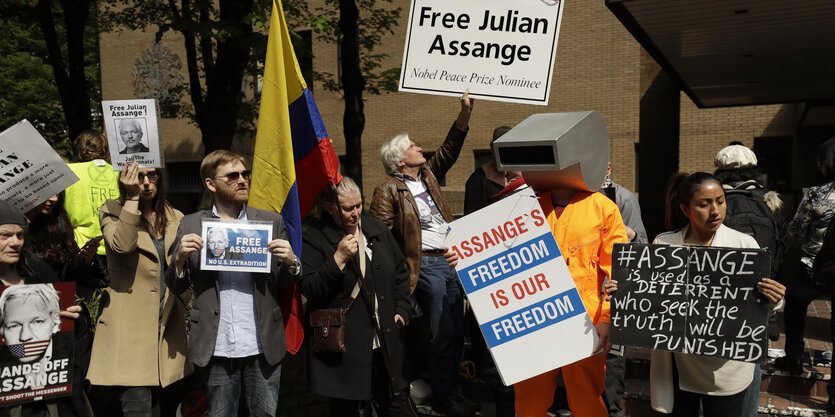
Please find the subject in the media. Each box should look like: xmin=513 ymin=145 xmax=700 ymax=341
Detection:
xmin=399 ymin=0 xmax=564 ymax=105
xmin=0 ymin=283 xmax=75 ymax=406
xmin=445 ymin=187 xmax=595 ymax=385
xmin=101 ymin=99 xmax=163 ymax=170
xmin=0 ymin=120 xmax=79 ymax=213
xmin=200 ymin=219 xmax=273 ymax=273
xmin=610 ymin=243 xmax=771 ymax=363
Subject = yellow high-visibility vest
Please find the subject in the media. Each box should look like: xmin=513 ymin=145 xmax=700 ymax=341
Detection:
xmin=64 ymin=160 xmax=121 ymax=255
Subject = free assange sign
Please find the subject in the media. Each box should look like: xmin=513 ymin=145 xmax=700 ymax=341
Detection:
xmin=610 ymin=244 xmax=771 ymax=363
xmin=399 ymin=0 xmax=564 ymax=105
xmin=444 ymin=187 xmax=595 ymax=385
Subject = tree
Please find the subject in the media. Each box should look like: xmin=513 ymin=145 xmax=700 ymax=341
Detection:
xmin=0 ymin=0 xmax=101 ymax=157
xmin=100 ymin=0 xmax=400 ymax=185
xmin=100 ymin=0 xmax=271 ymax=154
xmin=293 ymin=0 xmax=401 ymax=188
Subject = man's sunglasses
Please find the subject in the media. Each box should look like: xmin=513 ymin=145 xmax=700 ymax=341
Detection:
xmin=212 ymin=170 xmax=251 ymax=183
xmin=138 ymin=172 xmax=159 ymax=182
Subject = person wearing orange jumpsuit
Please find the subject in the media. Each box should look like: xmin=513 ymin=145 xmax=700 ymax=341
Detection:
xmin=513 ymin=187 xmax=628 ymax=417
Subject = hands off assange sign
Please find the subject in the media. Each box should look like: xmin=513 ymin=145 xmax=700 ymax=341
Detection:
xmin=399 ymin=0 xmax=564 ymax=105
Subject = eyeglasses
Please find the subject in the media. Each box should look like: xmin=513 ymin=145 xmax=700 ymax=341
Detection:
xmin=138 ymin=172 xmax=159 ymax=182
xmin=212 ymin=170 xmax=251 ymax=183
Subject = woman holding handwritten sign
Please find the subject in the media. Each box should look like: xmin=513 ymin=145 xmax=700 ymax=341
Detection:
xmin=606 ymin=172 xmax=784 ymax=416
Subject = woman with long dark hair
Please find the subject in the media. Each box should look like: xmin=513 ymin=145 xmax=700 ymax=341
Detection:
xmin=25 ymin=193 xmax=105 ymax=417
xmin=608 ymin=172 xmax=784 ymax=416
xmin=87 ymin=162 xmax=192 ymax=416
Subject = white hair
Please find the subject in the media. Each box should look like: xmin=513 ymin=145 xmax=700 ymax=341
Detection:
xmin=380 ymin=133 xmax=412 ymax=175
xmin=0 ymin=284 xmax=61 ymax=328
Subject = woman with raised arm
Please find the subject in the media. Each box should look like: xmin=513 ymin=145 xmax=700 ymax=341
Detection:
xmin=87 ymin=162 xmax=192 ymax=417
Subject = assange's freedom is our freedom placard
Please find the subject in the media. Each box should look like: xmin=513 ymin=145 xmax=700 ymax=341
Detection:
xmin=399 ymin=0 xmax=564 ymax=105
xmin=102 ymin=99 xmax=164 ymax=170
xmin=444 ymin=187 xmax=596 ymax=385
xmin=200 ymin=219 xmax=273 ymax=273
xmin=0 ymin=120 xmax=79 ymax=213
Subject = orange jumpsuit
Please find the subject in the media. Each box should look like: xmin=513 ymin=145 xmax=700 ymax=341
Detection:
xmin=514 ymin=191 xmax=628 ymax=417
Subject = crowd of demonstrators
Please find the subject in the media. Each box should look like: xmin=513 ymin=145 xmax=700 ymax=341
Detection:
xmin=6 ymin=115 xmax=835 ymax=417
xmin=777 ymin=138 xmax=835 ymax=410
xmin=167 ymin=150 xmax=300 ymax=416
xmin=86 ymin=162 xmax=192 ymax=416
xmin=370 ymin=92 xmax=476 ymax=417
xmin=300 ymin=177 xmax=415 ymax=417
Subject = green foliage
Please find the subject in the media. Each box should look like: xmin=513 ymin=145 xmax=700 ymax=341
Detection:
xmin=0 ymin=0 xmax=101 ymax=158
xmin=99 ymin=0 xmax=271 ymax=140
xmin=288 ymin=0 xmax=402 ymax=96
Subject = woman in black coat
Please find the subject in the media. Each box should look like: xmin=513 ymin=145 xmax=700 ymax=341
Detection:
xmin=300 ymin=177 xmax=413 ymax=417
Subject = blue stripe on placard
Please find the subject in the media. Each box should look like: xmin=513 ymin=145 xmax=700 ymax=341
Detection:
xmin=459 ymin=232 xmax=560 ymax=294
xmin=481 ymin=288 xmax=584 ymax=348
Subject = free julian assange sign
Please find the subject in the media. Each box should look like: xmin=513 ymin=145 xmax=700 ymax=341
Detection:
xmin=399 ymin=0 xmax=564 ymax=105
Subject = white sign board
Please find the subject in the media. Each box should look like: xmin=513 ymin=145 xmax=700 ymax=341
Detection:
xmin=399 ymin=0 xmax=564 ymax=105
xmin=101 ymin=99 xmax=163 ymax=170
xmin=0 ymin=120 xmax=79 ymax=213
xmin=445 ymin=187 xmax=595 ymax=385
xmin=200 ymin=219 xmax=273 ymax=273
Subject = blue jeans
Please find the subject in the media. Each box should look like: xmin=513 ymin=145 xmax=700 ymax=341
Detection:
xmin=201 ymin=354 xmax=281 ymax=417
xmin=739 ymin=364 xmax=762 ymax=417
xmin=415 ymin=255 xmax=464 ymax=401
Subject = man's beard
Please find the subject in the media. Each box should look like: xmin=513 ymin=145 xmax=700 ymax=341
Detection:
xmin=217 ymin=184 xmax=249 ymax=204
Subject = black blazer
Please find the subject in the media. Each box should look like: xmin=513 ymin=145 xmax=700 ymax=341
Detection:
xmin=166 ymin=206 xmax=297 ymax=367
xmin=300 ymin=215 xmax=412 ymax=400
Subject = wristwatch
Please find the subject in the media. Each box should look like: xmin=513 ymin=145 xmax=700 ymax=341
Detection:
xmin=288 ymin=255 xmax=301 ymax=275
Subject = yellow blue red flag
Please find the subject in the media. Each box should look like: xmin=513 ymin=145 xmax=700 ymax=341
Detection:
xmin=250 ymin=0 xmax=342 ymax=354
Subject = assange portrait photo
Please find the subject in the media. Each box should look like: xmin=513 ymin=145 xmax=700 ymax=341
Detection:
xmin=200 ymin=219 xmax=273 ymax=273
xmin=0 ymin=283 xmax=75 ymax=406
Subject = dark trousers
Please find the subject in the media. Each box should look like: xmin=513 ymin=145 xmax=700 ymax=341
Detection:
xmin=118 ymin=386 xmax=179 ymax=417
xmin=783 ymin=264 xmax=835 ymax=397
xmin=328 ymin=350 xmax=412 ymax=417
xmin=670 ymin=358 xmax=746 ymax=417
xmin=602 ymin=351 xmax=625 ymax=417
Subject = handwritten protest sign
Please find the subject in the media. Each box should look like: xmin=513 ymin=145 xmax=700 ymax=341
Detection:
xmin=0 ymin=283 xmax=75 ymax=406
xmin=610 ymin=244 xmax=771 ymax=362
xmin=0 ymin=120 xmax=79 ymax=213
xmin=102 ymin=99 xmax=164 ymax=170
xmin=445 ymin=187 xmax=595 ymax=385
xmin=399 ymin=0 xmax=564 ymax=105
xmin=200 ymin=220 xmax=273 ymax=273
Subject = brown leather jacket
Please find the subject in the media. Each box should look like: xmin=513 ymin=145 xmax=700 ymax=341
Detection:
xmin=370 ymin=123 xmax=468 ymax=292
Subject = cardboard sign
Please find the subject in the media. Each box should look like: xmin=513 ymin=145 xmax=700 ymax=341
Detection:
xmin=0 ymin=120 xmax=79 ymax=213
xmin=0 ymin=283 xmax=75 ymax=406
xmin=200 ymin=219 xmax=273 ymax=273
xmin=399 ymin=0 xmax=564 ymax=105
xmin=445 ymin=188 xmax=595 ymax=385
xmin=610 ymin=243 xmax=771 ymax=363
xmin=101 ymin=99 xmax=163 ymax=170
